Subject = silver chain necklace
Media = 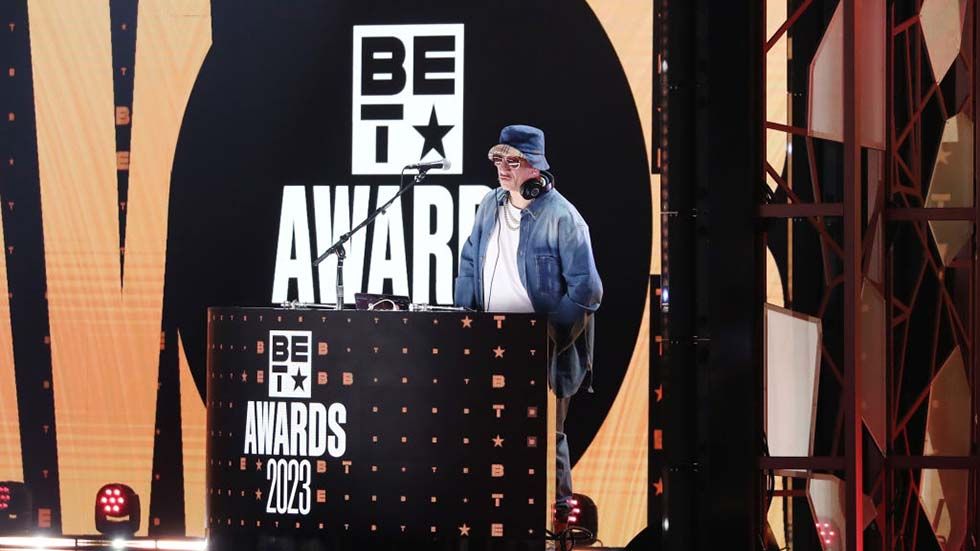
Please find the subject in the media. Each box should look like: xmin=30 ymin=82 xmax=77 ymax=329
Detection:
xmin=501 ymin=194 xmax=522 ymax=230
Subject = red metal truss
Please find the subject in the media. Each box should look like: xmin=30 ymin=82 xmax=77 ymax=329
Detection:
xmin=759 ymin=0 xmax=980 ymax=549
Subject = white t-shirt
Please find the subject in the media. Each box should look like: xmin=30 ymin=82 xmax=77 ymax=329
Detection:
xmin=483 ymin=202 xmax=535 ymax=313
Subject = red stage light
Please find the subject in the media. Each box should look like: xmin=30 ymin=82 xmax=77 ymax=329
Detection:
xmin=95 ymin=484 xmax=140 ymax=537
xmin=556 ymin=493 xmax=598 ymax=546
xmin=816 ymin=521 xmax=840 ymax=549
xmin=0 ymin=481 xmax=32 ymax=534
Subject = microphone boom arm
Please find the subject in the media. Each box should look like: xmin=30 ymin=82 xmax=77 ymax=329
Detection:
xmin=312 ymin=166 xmax=435 ymax=309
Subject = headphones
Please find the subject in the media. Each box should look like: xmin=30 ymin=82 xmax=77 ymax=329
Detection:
xmin=520 ymin=170 xmax=554 ymax=200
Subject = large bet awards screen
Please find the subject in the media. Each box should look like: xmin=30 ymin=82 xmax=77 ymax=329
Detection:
xmin=0 ymin=0 xmax=654 ymax=547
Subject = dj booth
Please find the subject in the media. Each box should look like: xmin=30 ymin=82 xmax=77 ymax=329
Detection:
xmin=205 ymin=307 xmax=555 ymax=550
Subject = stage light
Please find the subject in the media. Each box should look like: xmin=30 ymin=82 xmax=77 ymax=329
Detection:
xmin=816 ymin=521 xmax=840 ymax=549
xmin=0 ymin=482 xmax=32 ymax=535
xmin=155 ymin=540 xmax=208 ymax=551
xmin=95 ymin=484 xmax=140 ymax=537
xmin=0 ymin=536 xmax=76 ymax=548
xmin=566 ymin=493 xmax=598 ymax=545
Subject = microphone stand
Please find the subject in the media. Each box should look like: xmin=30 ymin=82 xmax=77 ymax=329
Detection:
xmin=312 ymin=167 xmax=434 ymax=310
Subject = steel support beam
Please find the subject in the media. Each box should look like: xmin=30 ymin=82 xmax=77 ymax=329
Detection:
xmin=884 ymin=207 xmax=975 ymax=220
xmin=843 ymin=1 xmax=865 ymax=550
xmin=972 ymin=0 xmax=980 ymax=539
xmin=758 ymin=203 xmax=843 ymax=218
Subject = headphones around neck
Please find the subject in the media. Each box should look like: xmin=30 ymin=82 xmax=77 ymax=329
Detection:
xmin=519 ymin=170 xmax=554 ymax=201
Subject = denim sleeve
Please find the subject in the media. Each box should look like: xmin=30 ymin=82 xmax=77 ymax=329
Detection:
xmin=550 ymin=218 xmax=603 ymax=350
xmin=454 ymin=198 xmax=486 ymax=309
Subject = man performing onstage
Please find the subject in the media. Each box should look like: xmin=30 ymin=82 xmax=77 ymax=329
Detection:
xmin=454 ymin=124 xmax=603 ymax=538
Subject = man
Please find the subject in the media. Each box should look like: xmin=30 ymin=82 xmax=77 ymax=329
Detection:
xmin=454 ymin=125 xmax=603 ymax=535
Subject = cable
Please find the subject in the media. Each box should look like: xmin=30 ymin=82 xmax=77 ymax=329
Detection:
xmin=484 ymin=202 xmax=504 ymax=309
xmin=545 ymin=526 xmax=595 ymax=551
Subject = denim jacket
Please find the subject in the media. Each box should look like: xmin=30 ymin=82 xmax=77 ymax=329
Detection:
xmin=454 ymin=187 xmax=603 ymax=397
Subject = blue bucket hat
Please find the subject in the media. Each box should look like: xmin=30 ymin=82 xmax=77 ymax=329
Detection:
xmin=487 ymin=124 xmax=550 ymax=171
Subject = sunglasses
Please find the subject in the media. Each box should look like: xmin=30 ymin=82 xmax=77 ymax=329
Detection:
xmin=489 ymin=155 xmax=523 ymax=170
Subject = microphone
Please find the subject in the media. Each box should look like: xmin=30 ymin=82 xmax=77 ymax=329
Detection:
xmin=405 ymin=158 xmax=451 ymax=171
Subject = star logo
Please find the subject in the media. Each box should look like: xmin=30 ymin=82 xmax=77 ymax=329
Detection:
xmin=461 ymin=316 xmax=473 ymax=328
xmin=653 ymin=477 xmax=664 ymax=496
xmin=268 ymin=330 xmax=312 ymax=398
xmin=492 ymin=434 xmax=504 ymax=447
xmin=352 ymin=24 xmax=463 ymax=175
xmin=493 ymin=346 xmax=505 ymax=358
xmin=255 ymin=489 xmax=262 ymax=500
xmin=255 ymin=459 xmax=263 ymax=471
xmin=413 ymin=106 xmax=453 ymax=160
xmin=458 ymin=524 xmax=470 ymax=536
xmin=291 ymin=367 xmax=307 ymax=391
xmin=240 ymin=370 xmax=248 ymax=382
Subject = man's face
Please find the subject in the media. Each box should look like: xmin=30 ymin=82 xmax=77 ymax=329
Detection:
xmin=491 ymin=154 xmax=540 ymax=194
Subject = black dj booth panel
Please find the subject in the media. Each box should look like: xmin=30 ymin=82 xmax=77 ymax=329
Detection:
xmin=206 ymin=307 xmax=549 ymax=550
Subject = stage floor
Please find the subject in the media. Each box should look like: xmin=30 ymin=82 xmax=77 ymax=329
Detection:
xmin=0 ymin=536 xmax=621 ymax=551
xmin=0 ymin=536 xmax=206 ymax=550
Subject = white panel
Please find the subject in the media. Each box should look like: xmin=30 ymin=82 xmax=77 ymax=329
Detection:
xmin=926 ymin=113 xmax=974 ymax=266
xmin=807 ymin=475 xmax=876 ymax=551
xmin=807 ymin=0 xmax=886 ymax=149
xmin=919 ymin=347 xmax=970 ymax=550
xmin=764 ymin=305 xmax=821 ymax=461
xmin=920 ymin=0 xmax=967 ymax=81
xmin=860 ymin=281 xmax=886 ymax=453
xmin=809 ymin=475 xmax=845 ymax=551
